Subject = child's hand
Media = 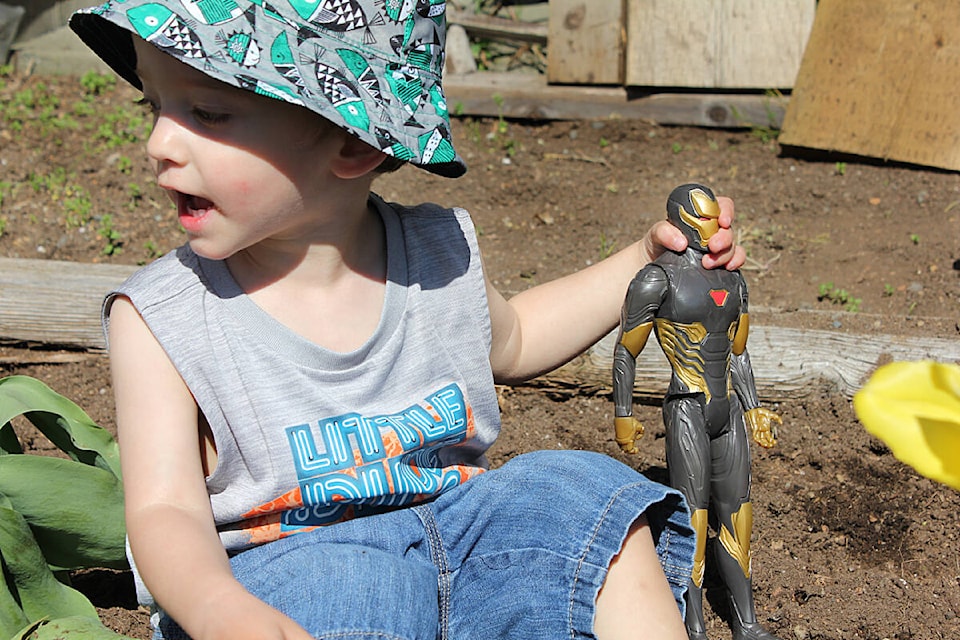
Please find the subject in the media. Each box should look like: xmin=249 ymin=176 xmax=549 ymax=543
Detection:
xmin=193 ymin=592 xmax=315 ymax=640
xmin=641 ymin=196 xmax=745 ymax=270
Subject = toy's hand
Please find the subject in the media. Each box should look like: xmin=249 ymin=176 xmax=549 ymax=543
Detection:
xmin=744 ymin=407 xmax=780 ymax=448
xmin=614 ymin=416 xmax=645 ymax=454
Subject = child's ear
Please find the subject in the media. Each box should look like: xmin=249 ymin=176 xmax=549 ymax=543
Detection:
xmin=331 ymin=135 xmax=389 ymax=179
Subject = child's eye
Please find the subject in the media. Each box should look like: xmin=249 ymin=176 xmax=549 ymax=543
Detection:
xmin=193 ymin=108 xmax=230 ymax=125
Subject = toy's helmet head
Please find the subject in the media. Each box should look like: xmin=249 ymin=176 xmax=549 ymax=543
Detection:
xmin=666 ymin=183 xmax=721 ymax=253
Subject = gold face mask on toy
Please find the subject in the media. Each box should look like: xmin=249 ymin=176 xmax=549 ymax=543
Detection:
xmin=666 ymin=186 xmax=721 ymax=250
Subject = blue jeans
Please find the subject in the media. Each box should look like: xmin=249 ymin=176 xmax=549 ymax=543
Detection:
xmin=155 ymin=450 xmax=695 ymax=639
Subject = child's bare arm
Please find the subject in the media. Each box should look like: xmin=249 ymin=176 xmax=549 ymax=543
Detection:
xmin=109 ymin=298 xmax=313 ymax=640
xmin=488 ymin=197 xmax=743 ymax=384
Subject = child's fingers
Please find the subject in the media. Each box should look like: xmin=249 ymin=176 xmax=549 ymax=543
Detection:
xmin=645 ymin=220 xmax=687 ymax=260
xmin=702 ymin=239 xmax=746 ymax=271
xmin=717 ymin=195 xmax=735 ymax=228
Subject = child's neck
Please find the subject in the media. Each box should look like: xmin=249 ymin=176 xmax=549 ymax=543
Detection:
xmin=226 ymin=199 xmax=388 ymax=352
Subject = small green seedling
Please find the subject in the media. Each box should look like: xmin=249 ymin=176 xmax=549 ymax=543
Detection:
xmin=99 ymin=214 xmax=123 ymax=256
xmin=598 ymin=233 xmax=616 ymax=260
xmin=817 ymin=282 xmax=862 ymax=313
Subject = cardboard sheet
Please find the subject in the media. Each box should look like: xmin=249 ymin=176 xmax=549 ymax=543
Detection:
xmin=780 ymin=0 xmax=960 ymax=171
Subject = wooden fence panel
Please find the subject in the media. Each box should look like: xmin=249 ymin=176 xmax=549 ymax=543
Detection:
xmin=626 ymin=0 xmax=815 ymax=88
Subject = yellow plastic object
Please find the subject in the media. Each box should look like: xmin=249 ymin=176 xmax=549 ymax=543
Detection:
xmin=853 ymin=361 xmax=960 ymax=490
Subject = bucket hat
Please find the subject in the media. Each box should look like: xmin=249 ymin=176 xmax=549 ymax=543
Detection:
xmin=70 ymin=0 xmax=465 ymax=178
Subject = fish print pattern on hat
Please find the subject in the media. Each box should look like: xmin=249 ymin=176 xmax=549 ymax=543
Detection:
xmin=70 ymin=0 xmax=465 ymax=177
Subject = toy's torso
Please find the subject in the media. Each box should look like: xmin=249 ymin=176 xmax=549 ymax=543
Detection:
xmin=652 ymin=250 xmax=746 ymax=420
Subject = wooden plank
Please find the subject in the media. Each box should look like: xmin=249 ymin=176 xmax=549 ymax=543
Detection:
xmin=534 ymin=326 xmax=960 ymax=403
xmin=0 ymin=351 xmax=98 ymax=366
xmin=2 ymin=259 xmax=958 ymax=403
xmin=447 ymin=7 xmax=548 ymax=45
xmin=625 ymin=0 xmax=815 ymax=89
xmin=444 ymin=25 xmax=477 ymax=75
xmin=547 ymin=0 xmax=625 ymax=85
xmin=0 ymin=257 xmax=135 ymax=350
xmin=445 ymin=71 xmax=786 ymax=127
xmin=779 ymin=0 xmax=960 ymax=172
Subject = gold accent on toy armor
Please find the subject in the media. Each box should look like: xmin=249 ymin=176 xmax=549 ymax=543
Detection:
xmin=744 ymin=407 xmax=780 ymax=449
xmin=690 ymin=508 xmax=709 ymax=588
xmin=677 ymin=188 xmax=721 ymax=247
xmin=718 ymin=502 xmax=753 ymax=579
xmin=619 ymin=321 xmax=653 ymax=358
xmin=613 ymin=416 xmax=645 ymax=454
xmin=655 ymin=319 xmax=710 ymax=402
xmin=732 ymin=313 xmax=750 ymax=356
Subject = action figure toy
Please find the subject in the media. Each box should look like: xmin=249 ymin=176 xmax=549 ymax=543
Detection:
xmin=612 ymin=184 xmax=782 ymax=640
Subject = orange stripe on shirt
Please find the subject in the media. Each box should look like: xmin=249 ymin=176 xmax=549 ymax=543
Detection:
xmin=242 ymin=486 xmax=304 ymax=518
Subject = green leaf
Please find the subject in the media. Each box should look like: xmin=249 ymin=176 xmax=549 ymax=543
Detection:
xmin=0 ymin=377 xmax=120 ymax=478
xmin=0 ymin=507 xmax=98 ymax=623
xmin=0 ymin=376 xmax=129 ymax=636
xmin=0 ymin=566 xmax=30 ymax=640
xmin=14 ymin=615 xmax=137 ymax=639
xmin=0 ymin=456 xmax=126 ymax=571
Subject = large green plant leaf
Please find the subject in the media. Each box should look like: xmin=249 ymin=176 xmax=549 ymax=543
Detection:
xmin=0 ymin=376 xmax=120 ymax=479
xmin=15 ymin=616 xmax=137 ymax=640
xmin=0 ymin=376 xmax=130 ymax=636
xmin=0 ymin=507 xmax=98 ymax=623
xmin=0 ymin=568 xmax=30 ymax=640
xmin=0 ymin=455 xmax=126 ymax=571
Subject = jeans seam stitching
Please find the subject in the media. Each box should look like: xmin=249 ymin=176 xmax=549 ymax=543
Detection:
xmin=415 ymin=504 xmax=450 ymax=640
xmin=569 ymin=482 xmax=629 ymax=639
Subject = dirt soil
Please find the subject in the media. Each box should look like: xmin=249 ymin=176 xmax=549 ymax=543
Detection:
xmin=1 ymin=72 xmax=959 ymax=640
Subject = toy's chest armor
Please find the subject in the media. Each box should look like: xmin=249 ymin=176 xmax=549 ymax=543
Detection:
xmin=653 ymin=251 xmax=745 ymax=428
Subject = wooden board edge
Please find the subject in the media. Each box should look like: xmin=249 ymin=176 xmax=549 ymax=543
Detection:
xmin=445 ymin=72 xmax=787 ymax=127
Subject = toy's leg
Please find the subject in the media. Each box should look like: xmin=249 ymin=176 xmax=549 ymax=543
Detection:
xmin=663 ymin=396 xmax=711 ymax=640
xmin=711 ymin=401 xmax=779 ymax=640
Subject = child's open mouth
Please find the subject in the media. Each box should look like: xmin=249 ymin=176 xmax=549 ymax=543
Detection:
xmin=181 ymin=192 xmax=214 ymax=216
xmin=177 ymin=192 xmax=215 ymax=232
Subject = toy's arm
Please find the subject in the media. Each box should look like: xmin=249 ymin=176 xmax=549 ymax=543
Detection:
xmin=730 ymin=302 xmax=780 ymax=448
xmin=730 ymin=329 xmax=758 ymax=412
xmin=612 ymin=265 xmax=668 ymax=454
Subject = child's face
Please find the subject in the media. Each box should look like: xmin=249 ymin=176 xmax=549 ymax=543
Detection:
xmin=134 ymin=38 xmax=341 ymax=260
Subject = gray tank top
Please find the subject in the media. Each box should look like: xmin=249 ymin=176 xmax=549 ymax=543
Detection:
xmin=104 ymin=195 xmax=500 ymax=554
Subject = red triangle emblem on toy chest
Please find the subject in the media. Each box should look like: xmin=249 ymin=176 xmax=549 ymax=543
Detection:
xmin=709 ymin=289 xmax=729 ymax=306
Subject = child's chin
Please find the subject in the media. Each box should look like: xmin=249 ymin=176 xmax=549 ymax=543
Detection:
xmin=186 ymin=238 xmax=236 ymax=262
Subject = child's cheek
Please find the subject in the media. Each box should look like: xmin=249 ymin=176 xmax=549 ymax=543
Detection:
xmin=232 ymin=180 xmax=253 ymax=198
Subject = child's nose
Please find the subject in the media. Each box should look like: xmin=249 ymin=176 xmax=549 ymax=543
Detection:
xmin=146 ymin=114 xmax=187 ymax=168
